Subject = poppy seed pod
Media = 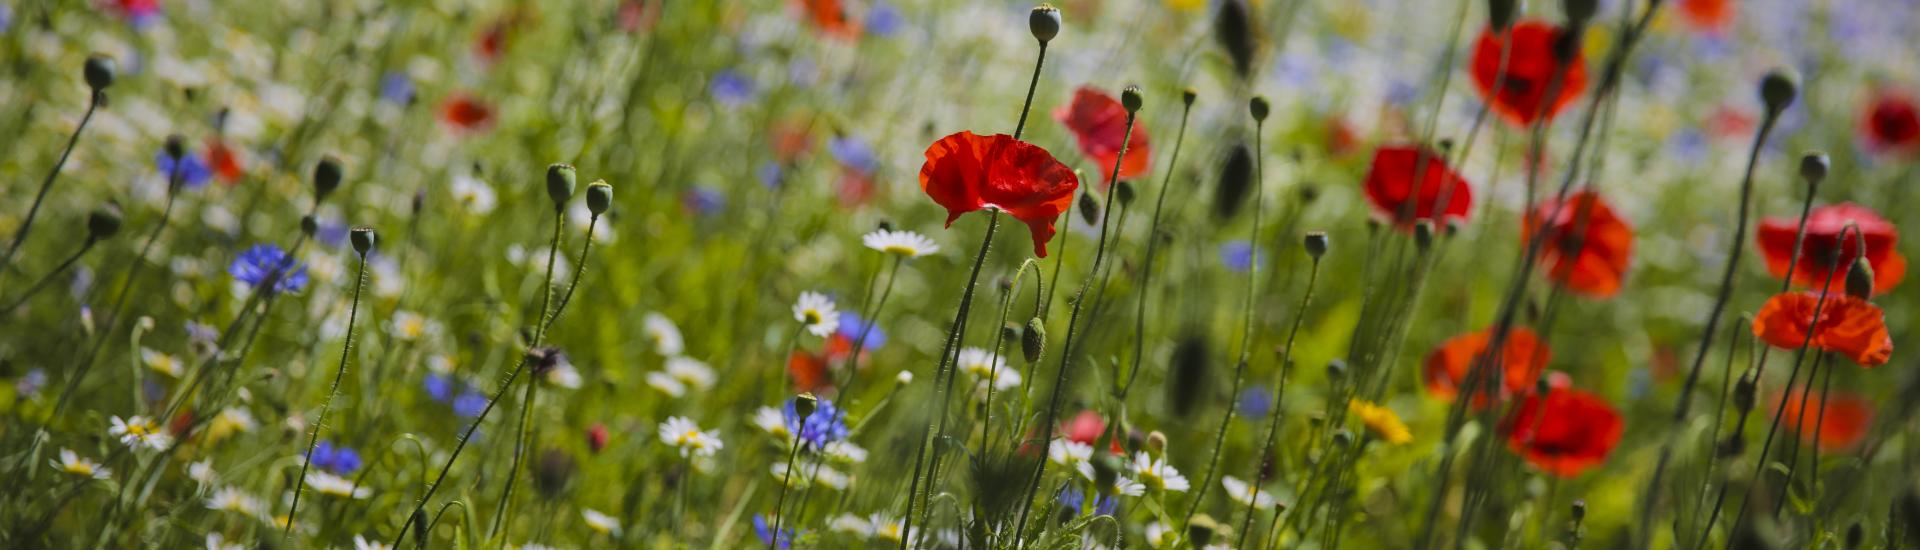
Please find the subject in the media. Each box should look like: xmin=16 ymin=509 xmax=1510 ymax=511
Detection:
xmin=350 ymin=227 xmax=376 ymax=255
xmin=586 ymin=180 xmax=613 ymax=215
xmin=1570 ymin=499 xmax=1587 ymax=521
xmin=1488 ymin=0 xmax=1517 ymax=30
xmin=546 ymin=164 xmax=577 ymax=210
xmin=87 ymin=201 xmax=123 ymax=240
xmin=84 ymin=54 xmax=116 ymax=91
xmin=1213 ymin=142 xmax=1255 ymax=220
xmin=1182 ymin=87 xmax=1198 ymax=107
xmin=1115 ymin=180 xmax=1137 ymax=207
xmin=300 ymin=215 xmax=318 ymax=238
xmin=1021 ymin=317 xmax=1046 ymax=363
xmin=1846 ymin=256 xmax=1875 ymax=300
xmin=1187 ymin=514 xmax=1219 ymax=548
xmin=1799 ymin=152 xmax=1829 ymax=185
xmin=794 ymin=392 xmax=819 ymax=420
xmin=1759 ymin=70 xmax=1798 ymax=114
xmin=313 ymin=156 xmax=343 ymax=201
xmin=1029 ymin=4 xmax=1061 ymax=43
xmin=1562 ymin=0 xmax=1598 ymax=25
xmin=1304 ymin=231 xmax=1329 ymax=259
xmin=1214 ymin=0 xmax=1256 ymax=79
xmin=1120 ymin=86 xmax=1144 ymax=113
xmin=1249 ymin=96 xmax=1270 ymax=122
xmin=1166 ymin=334 xmax=1211 ymax=418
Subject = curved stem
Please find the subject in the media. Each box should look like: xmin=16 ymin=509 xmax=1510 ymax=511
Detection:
xmin=1 ymin=93 xmax=99 ymax=279
xmin=491 ymin=210 xmax=567 ymax=537
xmin=0 ymin=238 xmax=96 ymax=316
xmin=1240 ymin=255 xmax=1321 ymax=548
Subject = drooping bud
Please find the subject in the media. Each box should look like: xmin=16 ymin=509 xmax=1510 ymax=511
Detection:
xmin=1759 ymin=70 xmax=1798 ymax=115
xmin=1029 ymin=4 xmax=1061 ymax=44
xmin=1304 ymin=231 xmax=1329 ymax=259
xmin=793 ymin=392 xmax=819 ymax=421
xmin=87 ymin=201 xmax=123 ymax=240
xmin=586 ymin=180 xmax=613 ymax=215
xmin=1078 ymin=190 xmax=1101 ymax=226
xmin=84 ymin=54 xmax=117 ymax=91
xmin=1120 ymin=86 xmax=1143 ymax=113
xmin=350 ymin=227 xmax=376 ymax=255
xmin=1213 ymin=142 xmax=1255 ymax=220
xmin=1249 ymin=96 xmax=1270 ymax=122
xmin=546 ymin=164 xmax=577 ymax=210
xmin=1799 ymin=151 xmax=1829 ymax=186
xmin=1021 ymin=317 xmax=1047 ymax=363
xmin=313 ymin=156 xmax=343 ymax=201
xmin=1846 ymin=256 xmax=1875 ymax=300
xmin=1115 ymin=180 xmax=1137 ymax=207
xmin=1214 ymin=0 xmax=1256 ymax=79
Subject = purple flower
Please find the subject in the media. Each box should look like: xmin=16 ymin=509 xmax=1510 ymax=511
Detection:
xmin=758 ymin=162 xmax=784 ymax=189
xmin=684 ymin=186 xmax=726 ymax=216
xmin=453 ymin=390 xmax=487 ymax=418
xmin=710 ymin=69 xmax=754 ymax=107
xmin=229 ymin=244 xmax=308 ymax=295
xmin=1220 ymin=241 xmax=1261 ymax=271
xmin=836 ymin=311 xmax=885 ymax=350
xmin=1057 ymin=485 xmax=1119 ymax=516
xmin=156 ymin=147 xmax=212 ymax=189
xmin=424 ymin=373 xmax=454 ymax=403
xmin=312 ymin=441 xmax=363 ymax=474
xmin=828 ymin=135 xmax=878 ymax=174
xmin=380 ymin=71 xmax=415 ymax=104
xmin=866 ymin=2 xmax=902 ymax=37
xmin=783 ymin=397 xmax=848 ymax=448
xmin=752 ymin=514 xmax=796 ymax=549
xmin=1239 ymin=385 xmax=1273 ymax=418
xmin=15 ymin=369 xmax=46 ymax=399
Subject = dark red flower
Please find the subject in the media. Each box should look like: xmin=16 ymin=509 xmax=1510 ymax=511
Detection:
xmin=205 ymin=138 xmax=243 ymax=184
xmin=1523 ymin=190 xmax=1634 ymax=297
xmin=919 ymin=131 xmax=1079 ymax=257
xmin=1863 ymin=89 xmax=1920 ymax=155
xmin=1677 ymin=0 xmax=1734 ymax=32
xmin=1773 ymin=390 xmax=1873 ymax=452
xmin=795 ymin=0 xmax=860 ymax=40
xmin=439 ymin=93 xmax=494 ymax=133
xmin=586 ymin=423 xmax=610 ymax=453
xmin=1054 ymin=87 xmax=1151 ymax=182
xmin=1470 ymin=21 xmax=1588 ymax=127
xmin=1424 ymin=326 xmax=1551 ymax=404
xmin=1756 ymin=203 xmax=1906 ymax=296
xmin=1753 ymin=292 xmax=1893 ymax=368
xmin=1503 ymin=388 xmax=1623 ymax=477
xmin=1362 ymin=145 xmax=1473 ymax=228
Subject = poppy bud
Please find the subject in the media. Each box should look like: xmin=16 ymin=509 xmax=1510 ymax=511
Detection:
xmin=1846 ymin=256 xmax=1874 ymax=300
xmin=1146 ymin=430 xmax=1167 ymax=456
xmin=1562 ymin=0 xmax=1598 ymax=25
xmin=1488 ymin=0 xmax=1517 ymax=30
xmin=1120 ymin=86 xmax=1143 ymax=113
xmin=1304 ymin=231 xmax=1329 ymax=259
xmin=586 ymin=423 xmax=609 ymax=453
xmin=1000 ymin=322 xmax=1020 ymax=342
xmin=546 ymin=164 xmax=577 ymax=210
xmin=1249 ymin=96 xmax=1270 ymax=122
xmin=1021 ymin=317 xmax=1046 ymax=363
xmin=313 ymin=156 xmax=343 ymax=201
xmin=1214 ymin=142 xmax=1256 ymax=220
xmin=1167 ymin=335 xmax=1212 ymax=419
xmin=1214 ymin=0 xmax=1256 ymax=79
xmin=1029 ymin=4 xmax=1061 ymax=44
xmin=411 ymin=190 xmax=425 ymax=216
xmin=1078 ymin=190 xmax=1101 ymax=226
xmin=87 ymin=201 xmax=123 ymax=240
xmin=1718 ymin=432 xmax=1745 ymax=457
xmin=1091 ymin=454 xmax=1122 ymax=494
xmin=1733 ymin=371 xmax=1756 ymax=413
xmin=532 ymin=448 xmax=576 ymax=500
xmin=1182 ymin=87 xmax=1198 ymax=107
xmin=586 ymin=180 xmax=613 ymax=215
xmin=1759 ymin=70 xmax=1798 ymax=115
xmin=164 ymin=135 xmax=187 ymax=162
xmin=1570 ymin=499 xmax=1587 ymax=521
xmin=1187 ymin=514 xmax=1220 ymax=548
xmin=1798 ymin=152 xmax=1828 ymax=186
xmin=1845 ymin=522 xmax=1863 ymax=549
xmin=300 ymin=215 xmax=318 ymax=238
xmin=1116 ymin=180 xmax=1137 ymax=206
xmin=1413 ymin=220 xmax=1436 ymax=250
xmin=794 ymin=392 xmax=819 ymax=420
xmin=84 ymin=54 xmax=116 ymax=91
xmin=350 ymin=227 xmax=375 ymax=255
xmin=411 ymin=509 xmax=429 ymax=544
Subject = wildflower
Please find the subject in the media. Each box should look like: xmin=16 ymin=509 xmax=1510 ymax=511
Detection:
xmin=1470 ymin=20 xmax=1588 ymax=127
xmin=645 ymin=371 xmax=687 ymax=397
xmin=1056 ymin=485 xmax=1123 ymax=515
xmin=140 ymin=347 xmax=183 ymax=377
xmin=830 ymin=135 xmax=879 ymax=174
xmin=205 ymin=138 xmax=243 ymax=184
xmin=205 ymin=487 xmax=263 ymax=516
xmin=832 ymin=311 xmax=886 ymax=351
xmin=110 ymin=415 xmax=171 ymax=450
xmin=1362 ymin=146 xmax=1473 ymax=229
xmin=450 ymin=172 xmax=499 ymax=214
xmin=710 ymin=69 xmax=754 ymax=106
xmin=1752 ymin=292 xmax=1893 ymax=367
xmin=1129 ymin=451 xmax=1190 ymax=492
xmin=822 ymin=440 xmax=868 ymax=464
xmin=1756 ymin=203 xmax=1905 ymax=296
xmin=753 ymin=406 xmax=791 ymax=439
xmin=1774 ymin=390 xmax=1873 ymax=452
xmin=205 ymin=533 xmax=244 ymax=550
xmin=658 ymin=416 xmax=724 ymax=458
xmin=379 ymin=71 xmax=414 ymax=104
xmin=868 ymin=514 xmax=910 ymax=543
xmin=1145 ymin=521 xmax=1173 ymax=548
xmin=1349 ymin=399 xmax=1414 ymax=445
xmin=1676 ymin=0 xmax=1734 ymax=31
xmin=796 ymin=0 xmax=860 ymax=40
xmin=388 ymin=310 xmax=442 ymax=341
xmin=543 ymin=359 xmax=583 ymax=389
xmin=1049 ymin=440 xmax=1092 ymax=466
xmin=188 ymin=460 xmax=216 ymax=485
xmin=586 ymin=423 xmax=610 ymax=453
xmin=155 ymin=144 xmax=213 ymax=188
xmin=1523 ymin=190 xmax=1634 ymax=297
xmin=862 ymin=228 xmax=940 ymax=258
xmin=453 ymin=390 xmax=488 ymax=418
xmin=582 ymin=508 xmax=622 ymax=536
xmin=1862 ymin=88 xmax=1920 ymax=155
xmin=311 ymin=441 xmax=362 ymax=474
xmin=1503 ymin=388 xmax=1623 ymax=477
xmin=1238 ymin=385 xmax=1273 ymax=418
xmin=665 ymin=356 xmax=716 ymax=390
xmin=353 ymin=535 xmax=392 ymax=550
xmin=1222 ymin=475 xmax=1278 ymax=510
xmin=229 ymin=244 xmax=308 ymax=295
xmin=831 ymin=513 xmax=872 ymax=536
xmin=772 ymin=462 xmax=849 ymax=490
xmin=1076 ymin=460 xmax=1146 ymax=496
xmin=957 ymin=347 xmax=1020 ymax=391
xmin=438 ymin=92 xmax=494 ymax=133
xmin=305 ymin=471 xmax=371 ymax=498
xmin=1424 ymin=326 xmax=1552 ymax=404
xmin=205 ymin=407 xmax=257 ymax=444
xmin=785 ymin=396 xmax=849 ymax=448
xmin=1219 ymin=240 xmax=1260 ymax=271
xmin=55 ymin=449 xmax=110 ymax=480
xmin=643 ymin=312 xmax=685 ymax=355
xmin=919 ymin=131 xmax=1080 ymax=257
xmin=791 ymin=291 xmax=842 ymax=338
xmin=1055 ymin=86 xmax=1152 ymax=181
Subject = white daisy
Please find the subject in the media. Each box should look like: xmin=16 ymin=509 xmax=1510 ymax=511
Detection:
xmin=206 ymin=533 xmax=245 ymax=550
xmin=822 ymin=441 xmax=868 ymax=464
xmin=1221 ymin=475 xmax=1279 ymax=510
xmin=957 ymin=347 xmax=1019 ymax=391
xmin=830 ymin=513 xmax=873 ymax=536
xmin=305 ymin=471 xmax=372 ymax=499
xmin=206 ymin=407 xmax=258 ymax=444
xmin=792 ymin=291 xmax=841 ymax=337
xmin=664 ymin=356 xmax=715 ymax=390
xmin=55 ymin=448 xmax=110 ymax=480
xmin=868 ymin=514 xmax=913 ymax=543
xmin=354 ymin=535 xmax=393 ymax=550
xmin=205 ymin=487 xmax=264 ymax=517
xmin=543 ymin=361 xmax=583 ymax=389
xmin=451 ymin=172 xmax=498 ymax=214
xmin=188 ymin=459 xmax=217 ymax=485
xmin=1049 ymin=440 xmax=1092 ymax=466
xmin=862 ymin=229 xmax=940 ymax=258
xmin=752 ymin=407 xmax=790 ymax=439
xmin=644 ymin=371 xmax=687 ymax=397
xmin=1131 ymin=452 xmax=1190 ymax=492
xmin=658 ymin=416 xmax=723 ymax=458
xmin=109 ymin=415 xmax=172 ymax=451
xmin=1076 ymin=460 xmax=1146 ymax=497
xmin=771 ymin=462 xmax=847 ymax=490
xmin=140 ymin=347 xmax=184 ymax=377
xmin=643 ymin=312 xmax=684 ymax=356
xmin=388 ymin=310 xmax=441 ymax=341
xmin=582 ymin=508 xmax=621 ymax=536
xmin=1144 ymin=522 xmax=1170 ymax=548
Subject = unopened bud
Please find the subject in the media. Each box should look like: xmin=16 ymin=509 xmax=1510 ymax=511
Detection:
xmin=1078 ymin=190 xmax=1101 ymax=225
xmin=1029 ymin=4 xmax=1061 ymax=43
xmin=1021 ymin=318 xmax=1047 ymax=363
xmin=1115 ymin=180 xmax=1136 ymax=207
xmin=1488 ymin=0 xmax=1517 ymax=30
xmin=87 ymin=201 xmax=123 ymax=240
xmin=1304 ymin=231 xmax=1328 ymax=259
xmin=1799 ymin=152 xmax=1829 ymax=185
xmin=313 ymin=156 xmax=343 ymax=201
xmin=1146 ymin=431 xmax=1167 ymax=456
xmin=1759 ymin=70 xmax=1798 ymax=114
xmin=546 ymin=164 xmax=577 ymax=210
xmin=1182 ymin=87 xmax=1198 ymax=107
xmin=794 ymin=392 xmax=819 ymax=420
xmin=1325 ymin=358 xmax=1347 ymax=383
xmin=896 ymin=370 xmax=914 ymax=386
xmin=1187 ymin=514 xmax=1219 ymax=548
xmin=1120 ymin=86 xmax=1143 ymax=113
xmin=84 ymin=54 xmax=116 ymax=91
xmin=1846 ymin=256 xmax=1875 ymax=300
xmin=1331 ymin=429 xmax=1353 ymax=448
xmin=1570 ymin=499 xmax=1587 ymax=521
xmin=1249 ymin=96 xmax=1270 ymax=122
xmin=350 ymin=227 xmax=376 ymax=255
xmin=1563 ymin=0 xmax=1598 ymax=25
xmin=1733 ymin=371 xmax=1756 ymax=413
xmin=164 ymin=135 xmax=187 ymax=162
xmin=300 ymin=215 xmax=318 ymax=238
xmin=586 ymin=180 xmax=613 ymax=215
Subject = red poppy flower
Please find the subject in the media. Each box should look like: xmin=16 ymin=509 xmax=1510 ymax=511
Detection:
xmin=1063 ymin=410 xmax=1124 ymax=454
xmin=1362 ymin=145 xmax=1473 ymax=228
xmin=1753 ymin=292 xmax=1893 ymax=367
xmin=919 ymin=131 xmax=1080 ymax=257
xmin=1773 ymin=390 xmax=1873 ymax=452
xmin=1424 ymin=326 xmax=1551 ymax=404
xmin=586 ymin=423 xmax=610 ymax=453
xmin=1470 ymin=21 xmax=1588 ymax=127
xmin=1054 ymin=87 xmax=1151 ymax=182
xmin=439 ymin=93 xmax=494 ymax=134
xmin=1756 ymin=203 xmax=1906 ymax=296
xmin=1503 ymin=388 xmax=1623 ymax=477
xmin=1522 ymin=190 xmax=1634 ymax=297
xmin=1863 ymin=89 xmax=1920 ymax=155
xmin=788 ymin=350 xmax=832 ymax=394
xmin=618 ymin=0 xmax=661 ymax=34
xmin=1677 ymin=0 xmax=1734 ymax=31
xmin=795 ymin=0 xmax=860 ymax=40
xmin=205 ymin=138 xmax=243 ymax=184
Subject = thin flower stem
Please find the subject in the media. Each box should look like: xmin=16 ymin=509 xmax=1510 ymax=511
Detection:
xmin=1240 ymin=254 xmax=1321 ymax=549
xmin=1774 ymin=352 xmax=1826 ymax=517
xmin=898 ymin=212 xmax=998 ymax=548
xmin=769 ymin=422 xmax=805 ymax=549
xmin=0 ymin=237 xmax=97 ymax=316
xmin=1118 ymin=97 xmax=1195 ymax=401
xmin=284 ymin=249 xmax=368 ymax=538
xmin=1187 ymin=116 xmax=1269 ymax=529
xmin=491 ymin=210 xmax=567 ymax=538
xmin=50 ymin=172 xmax=182 ymax=418
xmin=839 ymin=255 xmax=903 ymax=399
xmin=0 ymin=92 xmax=100 ymax=281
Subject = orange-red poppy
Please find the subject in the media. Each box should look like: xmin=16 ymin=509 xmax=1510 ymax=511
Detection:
xmin=796 ymin=0 xmax=860 ymax=40
xmin=1677 ymin=0 xmax=1734 ymax=32
xmin=1503 ymin=388 xmax=1623 ymax=477
xmin=1469 ymin=21 xmax=1588 ymax=127
xmin=788 ymin=350 xmax=832 ymax=394
xmin=1523 ymin=190 xmax=1634 ymax=297
xmin=1054 ymin=86 xmax=1151 ymax=182
xmin=206 ymin=138 xmax=243 ymax=184
xmin=919 ymin=131 xmax=1080 ymax=257
xmin=1362 ymin=145 xmax=1473 ymax=229
xmin=1752 ymin=292 xmax=1893 ymax=367
xmin=1773 ymin=390 xmax=1874 ymax=452
xmin=1756 ymin=203 xmax=1906 ymax=296
xmin=439 ymin=93 xmax=495 ymax=133
xmin=1424 ymin=326 xmax=1551 ymax=404
xmin=1863 ymin=89 xmax=1920 ymax=155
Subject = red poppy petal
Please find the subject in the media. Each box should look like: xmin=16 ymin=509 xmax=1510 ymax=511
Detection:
xmin=1470 ymin=21 xmax=1589 ymax=127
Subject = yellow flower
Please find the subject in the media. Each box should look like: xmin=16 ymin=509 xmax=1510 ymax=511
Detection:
xmin=1349 ymin=399 xmax=1412 ymax=445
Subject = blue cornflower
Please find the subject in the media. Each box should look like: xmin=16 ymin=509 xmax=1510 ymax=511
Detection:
xmin=783 ymin=397 xmax=848 ymax=448
xmin=15 ymin=368 xmax=46 ymax=399
xmin=758 ymin=162 xmax=784 ymax=189
xmin=229 ymin=244 xmax=308 ymax=295
xmin=866 ymin=2 xmax=902 ymax=37
xmin=828 ymin=135 xmax=878 ymax=174
xmin=1057 ymin=485 xmax=1119 ymax=516
xmin=752 ymin=514 xmax=796 ymax=549
xmin=155 ymin=147 xmax=212 ymax=188
xmin=424 ymin=373 xmax=454 ymax=403
xmin=312 ymin=441 xmax=362 ymax=474
xmin=836 ymin=311 xmax=885 ymax=350
xmin=1220 ymin=241 xmax=1262 ymax=272
xmin=380 ymin=71 xmax=415 ymax=104
xmin=1239 ymin=385 xmax=1273 ymax=418
xmin=710 ymin=69 xmax=754 ymax=107
xmin=453 ymin=390 xmax=487 ymax=418
xmin=684 ymin=186 xmax=725 ymax=216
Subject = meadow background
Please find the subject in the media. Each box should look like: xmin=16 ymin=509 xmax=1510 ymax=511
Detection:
xmin=1 ymin=0 xmax=1918 ymax=548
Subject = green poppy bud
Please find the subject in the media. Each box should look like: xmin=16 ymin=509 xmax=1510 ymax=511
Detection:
xmin=1760 ymin=70 xmax=1798 ymax=114
xmin=1182 ymin=87 xmax=1198 ymax=107
xmin=84 ymin=54 xmax=116 ymax=91
xmin=350 ymin=227 xmax=376 ymax=255
xmin=1021 ymin=317 xmax=1046 ymax=363
xmin=1121 ymin=85 xmax=1143 ymax=113
xmin=314 ymin=156 xmax=344 ymax=201
xmin=546 ymin=164 xmax=578 ymax=210
xmin=794 ymin=392 xmax=819 ymax=421
xmin=586 ymin=180 xmax=613 ymax=215
xmin=1249 ymin=96 xmax=1270 ymax=122
xmin=1029 ymin=4 xmax=1061 ymax=43
xmin=87 ymin=201 xmax=123 ymax=240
